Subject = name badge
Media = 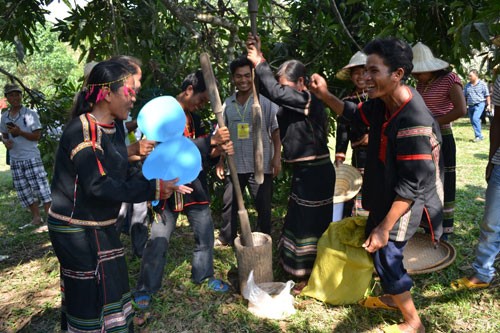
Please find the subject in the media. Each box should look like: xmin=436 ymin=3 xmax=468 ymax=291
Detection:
xmin=237 ymin=123 xmax=250 ymax=139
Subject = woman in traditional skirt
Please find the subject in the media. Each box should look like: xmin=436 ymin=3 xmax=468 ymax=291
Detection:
xmin=412 ymin=42 xmax=467 ymax=240
xmin=48 ymin=60 xmax=190 ymax=332
xmin=246 ymin=35 xmax=334 ymax=289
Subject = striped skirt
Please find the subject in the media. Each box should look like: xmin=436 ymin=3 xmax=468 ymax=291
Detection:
xmin=279 ymin=158 xmax=335 ymax=278
xmin=48 ymin=216 xmax=134 ymax=333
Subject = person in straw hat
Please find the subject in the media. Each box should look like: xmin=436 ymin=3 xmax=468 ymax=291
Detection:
xmin=335 ymin=51 xmax=370 ymax=218
xmin=310 ymin=37 xmax=445 ymax=333
xmin=412 ymin=42 xmax=467 ymax=241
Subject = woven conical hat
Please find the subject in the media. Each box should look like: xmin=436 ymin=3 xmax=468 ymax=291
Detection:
xmin=412 ymin=42 xmax=449 ymax=73
xmin=334 ymin=164 xmax=362 ymax=204
xmin=336 ymin=51 xmax=367 ymax=81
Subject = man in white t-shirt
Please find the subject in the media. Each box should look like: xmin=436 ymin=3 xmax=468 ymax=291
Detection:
xmin=0 ymin=83 xmax=51 ymax=226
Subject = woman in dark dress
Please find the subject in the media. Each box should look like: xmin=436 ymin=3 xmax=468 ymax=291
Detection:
xmin=334 ymin=51 xmax=370 ymax=217
xmin=246 ymin=35 xmax=335 ymax=289
xmin=48 ymin=60 xmax=190 ymax=332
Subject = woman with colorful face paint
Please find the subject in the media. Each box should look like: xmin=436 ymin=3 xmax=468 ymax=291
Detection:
xmin=412 ymin=42 xmax=467 ymax=241
xmin=48 ymin=60 xmax=191 ymax=332
xmin=310 ymin=38 xmax=444 ymax=333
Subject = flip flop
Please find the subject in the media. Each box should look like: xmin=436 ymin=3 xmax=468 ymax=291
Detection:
xmin=450 ymin=277 xmax=490 ymax=291
xmin=358 ymin=296 xmax=398 ymax=311
xmin=207 ymin=278 xmax=229 ymax=292
xmin=133 ymin=294 xmax=151 ymax=310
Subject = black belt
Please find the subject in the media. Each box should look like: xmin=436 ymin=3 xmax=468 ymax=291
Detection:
xmin=468 ymin=101 xmax=485 ymax=107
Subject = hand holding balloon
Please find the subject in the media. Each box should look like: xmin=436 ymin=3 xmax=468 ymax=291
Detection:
xmin=159 ymin=178 xmax=193 ymax=199
xmin=128 ymin=139 xmax=156 ymax=159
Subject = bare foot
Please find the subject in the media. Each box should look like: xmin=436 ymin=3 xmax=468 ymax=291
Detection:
xmin=133 ymin=312 xmax=150 ymax=327
xmin=379 ymin=294 xmax=397 ymax=308
xmin=467 ymin=276 xmax=488 ymax=285
xmin=33 ymin=225 xmax=48 ymax=233
xmin=292 ymin=280 xmax=307 ymax=295
xmin=398 ymin=321 xmax=425 ymax=333
xmin=31 ymin=216 xmax=43 ymax=226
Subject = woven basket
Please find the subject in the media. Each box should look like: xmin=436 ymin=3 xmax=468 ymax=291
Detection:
xmin=403 ymin=232 xmax=456 ymax=275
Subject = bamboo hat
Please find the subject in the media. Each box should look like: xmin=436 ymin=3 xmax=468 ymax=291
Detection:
xmin=333 ymin=164 xmax=363 ymax=204
xmin=336 ymin=51 xmax=367 ymax=81
xmin=411 ymin=42 xmax=449 ymax=73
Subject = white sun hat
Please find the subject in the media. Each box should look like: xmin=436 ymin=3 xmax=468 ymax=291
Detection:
xmin=411 ymin=42 xmax=449 ymax=73
xmin=335 ymin=51 xmax=367 ymax=81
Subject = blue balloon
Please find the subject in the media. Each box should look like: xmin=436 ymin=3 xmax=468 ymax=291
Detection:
xmin=137 ymin=96 xmax=185 ymax=142
xmin=142 ymin=136 xmax=202 ymax=186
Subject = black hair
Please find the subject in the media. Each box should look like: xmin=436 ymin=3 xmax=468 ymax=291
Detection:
xmin=180 ymin=70 xmax=206 ymax=94
xmin=469 ymin=69 xmax=478 ymax=76
xmin=276 ymin=60 xmax=310 ymax=86
xmin=229 ymin=56 xmax=253 ymax=75
xmin=434 ymin=69 xmax=451 ymax=79
xmin=109 ymin=55 xmax=142 ymax=74
xmin=70 ymin=60 xmax=131 ymax=119
xmin=363 ymin=37 xmax=413 ymax=82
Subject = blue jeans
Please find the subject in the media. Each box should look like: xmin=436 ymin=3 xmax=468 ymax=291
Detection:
xmin=468 ymin=102 xmax=485 ymax=139
xmin=134 ymin=204 xmax=215 ymax=297
xmin=472 ymin=164 xmax=500 ymax=283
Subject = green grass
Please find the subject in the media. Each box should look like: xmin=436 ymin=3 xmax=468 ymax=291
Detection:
xmin=0 ymin=117 xmax=499 ymax=333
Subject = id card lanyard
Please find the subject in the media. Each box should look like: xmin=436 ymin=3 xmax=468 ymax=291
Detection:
xmin=235 ymin=96 xmax=251 ymax=140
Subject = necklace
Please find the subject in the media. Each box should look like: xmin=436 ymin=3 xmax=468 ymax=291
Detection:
xmin=355 ymin=90 xmax=368 ymax=103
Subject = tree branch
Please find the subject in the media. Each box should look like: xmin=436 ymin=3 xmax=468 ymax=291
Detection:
xmin=160 ymin=0 xmax=240 ymax=61
xmin=330 ymin=0 xmax=362 ymax=51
